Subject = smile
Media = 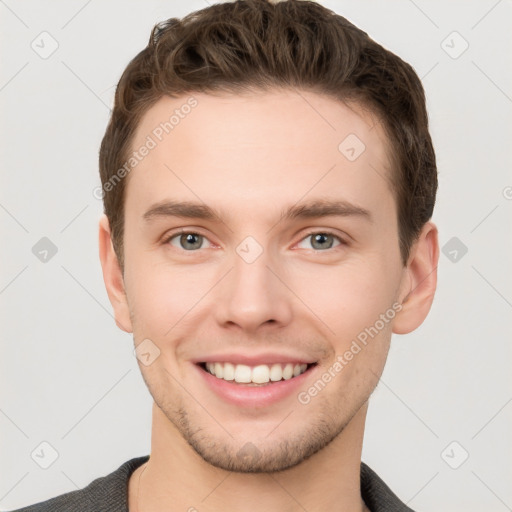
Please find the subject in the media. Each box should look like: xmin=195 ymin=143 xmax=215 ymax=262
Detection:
xmin=194 ymin=357 xmax=319 ymax=407
xmin=201 ymin=362 xmax=311 ymax=385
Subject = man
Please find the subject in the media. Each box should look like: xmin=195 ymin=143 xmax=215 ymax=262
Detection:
xmin=10 ymin=0 xmax=438 ymax=510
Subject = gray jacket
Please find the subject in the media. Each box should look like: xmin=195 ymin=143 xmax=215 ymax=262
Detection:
xmin=8 ymin=456 xmax=415 ymax=512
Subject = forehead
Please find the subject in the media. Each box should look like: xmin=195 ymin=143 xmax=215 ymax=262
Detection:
xmin=125 ymin=89 xmax=395 ymax=224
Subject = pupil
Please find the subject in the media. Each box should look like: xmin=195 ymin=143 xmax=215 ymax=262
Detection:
xmin=181 ymin=233 xmax=202 ymax=250
xmin=312 ymin=233 xmax=332 ymax=249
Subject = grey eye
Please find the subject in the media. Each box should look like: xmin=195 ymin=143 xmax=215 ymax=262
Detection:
xmin=170 ymin=233 xmax=206 ymax=250
xmin=310 ymin=233 xmax=335 ymax=250
xmin=296 ymin=232 xmax=341 ymax=250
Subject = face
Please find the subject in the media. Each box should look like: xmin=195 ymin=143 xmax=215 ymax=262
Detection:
xmin=109 ymin=89 xmax=415 ymax=472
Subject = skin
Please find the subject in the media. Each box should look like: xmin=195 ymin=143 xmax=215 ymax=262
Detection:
xmin=99 ymin=89 xmax=439 ymax=511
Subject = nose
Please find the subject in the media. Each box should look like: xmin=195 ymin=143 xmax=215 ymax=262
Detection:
xmin=214 ymin=247 xmax=293 ymax=333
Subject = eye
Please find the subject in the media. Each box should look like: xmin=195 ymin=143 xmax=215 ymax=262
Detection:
xmin=167 ymin=232 xmax=211 ymax=251
xmin=296 ymin=232 xmax=343 ymax=251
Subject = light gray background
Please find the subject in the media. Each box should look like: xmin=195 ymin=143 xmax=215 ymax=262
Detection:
xmin=1 ymin=0 xmax=511 ymax=510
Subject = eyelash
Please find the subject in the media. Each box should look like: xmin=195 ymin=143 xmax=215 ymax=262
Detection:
xmin=162 ymin=229 xmax=347 ymax=251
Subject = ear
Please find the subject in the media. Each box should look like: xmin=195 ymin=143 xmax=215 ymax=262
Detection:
xmin=98 ymin=214 xmax=133 ymax=333
xmin=393 ymin=221 xmax=439 ymax=335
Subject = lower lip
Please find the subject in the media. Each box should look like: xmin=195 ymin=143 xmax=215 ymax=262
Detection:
xmin=194 ymin=364 xmax=316 ymax=408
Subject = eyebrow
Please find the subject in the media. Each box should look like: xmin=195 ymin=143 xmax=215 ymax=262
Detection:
xmin=143 ymin=201 xmax=220 ymax=222
xmin=281 ymin=199 xmax=372 ymax=223
xmin=142 ymin=199 xmax=372 ymax=224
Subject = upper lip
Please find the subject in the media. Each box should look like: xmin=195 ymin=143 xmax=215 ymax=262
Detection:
xmin=192 ymin=353 xmax=317 ymax=366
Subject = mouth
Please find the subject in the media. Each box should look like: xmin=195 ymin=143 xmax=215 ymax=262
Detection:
xmin=193 ymin=353 xmax=320 ymax=407
xmin=197 ymin=361 xmax=316 ymax=386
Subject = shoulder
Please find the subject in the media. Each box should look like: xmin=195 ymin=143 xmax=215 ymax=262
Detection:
xmin=6 ymin=456 xmax=149 ymax=512
xmin=361 ymin=462 xmax=416 ymax=512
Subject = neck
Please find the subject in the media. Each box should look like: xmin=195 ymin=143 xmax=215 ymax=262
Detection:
xmin=129 ymin=402 xmax=369 ymax=512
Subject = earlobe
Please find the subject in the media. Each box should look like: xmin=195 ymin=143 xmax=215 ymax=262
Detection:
xmin=98 ymin=214 xmax=133 ymax=333
xmin=393 ymin=221 xmax=439 ymax=335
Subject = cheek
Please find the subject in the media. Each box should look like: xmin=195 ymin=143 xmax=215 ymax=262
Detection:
xmin=124 ymin=257 xmax=217 ymax=338
xmin=294 ymin=261 xmax=395 ymax=395
xmin=288 ymin=258 xmax=398 ymax=345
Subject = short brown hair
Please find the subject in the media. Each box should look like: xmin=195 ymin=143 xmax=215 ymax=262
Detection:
xmin=99 ymin=0 xmax=437 ymax=270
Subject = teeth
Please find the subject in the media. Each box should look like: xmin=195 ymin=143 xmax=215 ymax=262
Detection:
xmin=214 ymin=362 xmax=224 ymax=379
xmin=269 ymin=364 xmax=282 ymax=381
xmin=223 ymin=362 xmax=235 ymax=380
xmin=234 ymin=364 xmax=252 ymax=383
xmin=282 ymin=363 xmax=293 ymax=380
xmin=252 ymin=365 xmax=270 ymax=384
xmin=204 ymin=362 xmax=308 ymax=384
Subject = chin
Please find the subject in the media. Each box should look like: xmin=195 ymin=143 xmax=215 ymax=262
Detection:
xmin=168 ymin=402 xmax=356 ymax=474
